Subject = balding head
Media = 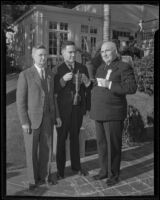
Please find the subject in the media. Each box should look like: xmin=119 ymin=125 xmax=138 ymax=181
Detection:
xmin=101 ymin=41 xmax=118 ymax=65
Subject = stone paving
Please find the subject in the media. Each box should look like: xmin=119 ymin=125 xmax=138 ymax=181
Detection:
xmin=6 ymin=141 xmax=154 ymax=197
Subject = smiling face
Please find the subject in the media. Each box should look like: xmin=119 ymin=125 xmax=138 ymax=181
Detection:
xmin=101 ymin=42 xmax=118 ymax=65
xmin=62 ymin=45 xmax=76 ymax=64
xmin=32 ymin=48 xmax=47 ymax=68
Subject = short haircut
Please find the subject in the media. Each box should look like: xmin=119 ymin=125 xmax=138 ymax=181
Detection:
xmin=61 ymin=41 xmax=75 ymax=51
xmin=32 ymin=44 xmax=46 ymax=56
xmin=101 ymin=41 xmax=117 ymax=51
xmin=101 ymin=41 xmax=119 ymax=57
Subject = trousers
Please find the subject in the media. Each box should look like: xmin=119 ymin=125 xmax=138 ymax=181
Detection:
xmin=95 ymin=120 xmax=124 ymax=178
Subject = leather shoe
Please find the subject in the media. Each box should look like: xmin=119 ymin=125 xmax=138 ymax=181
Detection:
xmin=37 ymin=180 xmax=48 ymax=186
xmin=56 ymin=172 xmax=64 ymax=180
xmin=48 ymin=173 xmax=58 ymax=185
xmin=93 ymin=174 xmax=108 ymax=180
xmin=106 ymin=176 xmax=119 ymax=186
xmin=48 ymin=179 xmax=57 ymax=185
xmin=28 ymin=183 xmax=37 ymax=190
xmin=72 ymin=168 xmax=89 ymax=176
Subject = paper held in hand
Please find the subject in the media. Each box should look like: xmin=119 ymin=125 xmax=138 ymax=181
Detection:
xmin=97 ymin=78 xmax=105 ymax=87
xmin=97 ymin=69 xmax=112 ymax=87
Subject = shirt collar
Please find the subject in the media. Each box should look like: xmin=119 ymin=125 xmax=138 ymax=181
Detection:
xmin=34 ymin=64 xmax=45 ymax=76
xmin=104 ymin=57 xmax=119 ymax=66
xmin=65 ymin=61 xmax=75 ymax=70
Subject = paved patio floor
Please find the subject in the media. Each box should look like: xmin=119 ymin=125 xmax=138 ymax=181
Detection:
xmin=6 ymin=142 xmax=154 ymax=197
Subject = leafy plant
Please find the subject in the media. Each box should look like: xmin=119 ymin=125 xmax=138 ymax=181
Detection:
xmin=123 ymin=105 xmax=146 ymax=145
xmin=133 ymin=54 xmax=154 ymax=96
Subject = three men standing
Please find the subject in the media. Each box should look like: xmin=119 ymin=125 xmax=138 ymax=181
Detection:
xmin=16 ymin=40 xmax=137 ymax=189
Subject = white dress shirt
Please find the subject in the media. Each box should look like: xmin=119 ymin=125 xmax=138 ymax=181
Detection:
xmin=34 ymin=64 xmax=45 ymax=79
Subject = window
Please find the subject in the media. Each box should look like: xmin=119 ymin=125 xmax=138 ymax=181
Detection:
xmin=90 ymin=26 xmax=97 ymax=34
xmin=81 ymin=24 xmax=98 ymax=64
xmin=49 ymin=32 xmax=57 ymax=55
xmin=60 ymin=32 xmax=68 ymax=54
xmin=60 ymin=22 xmax=68 ymax=31
xmin=81 ymin=36 xmax=88 ymax=51
xmin=49 ymin=21 xmax=68 ymax=56
xmin=81 ymin=25 xmax=88 ymax=33
xmin=91 ymin=37 xmax=96 ymax=50
xmin=49 ymin=21 xmax=57 ymax=30
xmin=29 ymin=24 xmax=35 ymax=53
xmin=112 ymin=30 xmax=130 ymax=39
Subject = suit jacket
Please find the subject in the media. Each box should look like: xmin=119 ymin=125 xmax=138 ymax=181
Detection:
xmin=90 ymin=58 xmax=137 ymax=121
xmin=55 ymin=61 xmax=91 ymax=120
xmin=16 ymin=66 xmax=59 ymax=129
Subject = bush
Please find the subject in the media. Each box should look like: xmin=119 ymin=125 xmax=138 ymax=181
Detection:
xmin=133 ymin=54 xmax=154 ymax=96
xmin=123 ymin=105 xmax=146 ymax=144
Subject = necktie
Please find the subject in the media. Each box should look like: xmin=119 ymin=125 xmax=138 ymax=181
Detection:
xmin=68 ymin=64 xmax=73 ymax=72
xmin=40 ymin=69 xmax=45 ymax=80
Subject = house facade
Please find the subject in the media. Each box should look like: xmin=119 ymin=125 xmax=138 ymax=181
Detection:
xmin=12 ymin=5 xmax=103 ymax=69
xmin=11 ymin=4 xmax=159 ymax=69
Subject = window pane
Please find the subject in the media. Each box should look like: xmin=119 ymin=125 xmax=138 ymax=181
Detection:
xmin=81 ymin=25 xmax=88 ymax=33
xmin=60 ymin=22 xmax=68 ymax=30
xmin=81 ymin=36 xmax=87 ymax=51
xmin=90 ymin=26 xmax=97 ymax=34
xmin=49 ymin=32 xmax=57 ymax=55
xmin=49 ymin=21 xmax=57 ymax=29
xmin=59 ymin=32 xmax=68 ymax=54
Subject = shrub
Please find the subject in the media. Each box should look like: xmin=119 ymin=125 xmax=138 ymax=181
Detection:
xmin=133 ymin=54 xmax=154 ymax=96
xmin=123 ymin=105 xmax=145 ymax=144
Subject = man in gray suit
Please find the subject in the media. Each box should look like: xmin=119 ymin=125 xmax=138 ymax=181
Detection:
xmin=16 ymin=44 xmax=62 ymax=190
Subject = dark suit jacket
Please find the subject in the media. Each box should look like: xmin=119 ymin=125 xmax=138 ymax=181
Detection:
xmin=55 ymin=61 xmax=91 ymax=120
xmin=16 ymin=66 xmax=59 ymax=129
xmin=90 ymin=58 xmax=137 ymax=121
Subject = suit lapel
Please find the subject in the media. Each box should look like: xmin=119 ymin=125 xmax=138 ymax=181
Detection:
xmin=31 ymin=66 xmax=44 ymax=92
xmin=31 ymin=66 xmax=52 ymax=92
xmin=110 ymin=59 xmax=119 ymax=73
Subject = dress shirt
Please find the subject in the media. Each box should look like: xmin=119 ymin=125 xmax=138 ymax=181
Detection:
xmin=65 ymin=61 xmax=74 ymax=71
xmin=34 ymin=64 xmax=45 ymax=79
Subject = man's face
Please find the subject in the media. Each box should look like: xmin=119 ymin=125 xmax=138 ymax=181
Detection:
xmin=32 ymin=48 xmax=47 ymax=68
xmin=101 ymin=43 xmax=117 ymax=64
xmin=62 ymin=45 xmax=76 ymax=64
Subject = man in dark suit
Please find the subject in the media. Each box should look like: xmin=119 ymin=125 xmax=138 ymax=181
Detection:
xmin=55 ymin=41 xmax=91 ymax=179
xmin=89 ymin=41 xmax=137 ymax=186
xmin=16 ymin=44 xmax=62 ymax=190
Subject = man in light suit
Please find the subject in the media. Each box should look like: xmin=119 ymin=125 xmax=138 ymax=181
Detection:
xmin=16 ymin=44 xmax=62 ymax=190
xmin=89 ymin=41 xmax=137 ymax=186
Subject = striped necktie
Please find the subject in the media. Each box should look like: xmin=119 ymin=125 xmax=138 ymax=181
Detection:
xmin=68 ymin=64 xmax=73 ymax=72
xmin=40 ymin=68 xmax=45 ymax=80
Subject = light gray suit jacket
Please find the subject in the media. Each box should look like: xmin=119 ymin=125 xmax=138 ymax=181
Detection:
xmin=16 ymin=66 xmax=59 ymax=129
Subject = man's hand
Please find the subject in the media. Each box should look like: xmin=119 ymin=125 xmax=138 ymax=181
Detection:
xmin=63 ymin=72 xmax=73 ymax=82
xmin=81 ymin=73 xmax=91 ymax=87
xmin=22 ymin=124 xmax=31 ymax=134
xmin=55 ymin=117 xmax=62 ymax=128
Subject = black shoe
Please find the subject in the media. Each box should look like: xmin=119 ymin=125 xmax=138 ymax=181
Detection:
xmin=93 ymin=173 xmax=108 ymax=180
xmin=37 ymin=180 xmax=48 ymax=186
xmin=28 ymin=183 xmax=38 ymax=190
xmin=56 ymin=172 xmax=64 ymax=180
xmin=72 ymin=168 xmax=89 ymax=176
xmin=48 ymin=174 xmax=58 ymax=185
xmin=106 ymin=176 xmax=119 ymax=186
